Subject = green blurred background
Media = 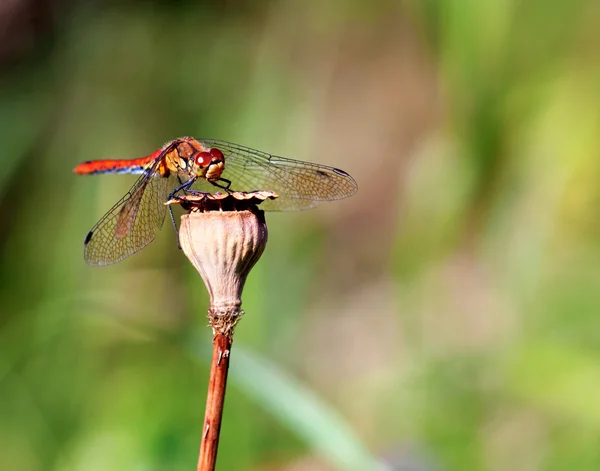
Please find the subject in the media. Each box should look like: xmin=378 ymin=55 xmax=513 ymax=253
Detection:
xmin=2 ymin=1 xmax=600 ymax=470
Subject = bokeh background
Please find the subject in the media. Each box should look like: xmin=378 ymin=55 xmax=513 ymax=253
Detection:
xmin=2 ymin=1 xmax=600 ymax=470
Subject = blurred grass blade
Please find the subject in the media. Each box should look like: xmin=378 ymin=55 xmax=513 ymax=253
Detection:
xmin=188 ymin=341 xmax=390 ymax=471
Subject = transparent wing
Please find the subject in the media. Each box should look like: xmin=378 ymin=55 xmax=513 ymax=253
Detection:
xmin=83 ymin=159 xmax=173 ymax=266
xmin=198 ymin=139 xmax=358 ymax=211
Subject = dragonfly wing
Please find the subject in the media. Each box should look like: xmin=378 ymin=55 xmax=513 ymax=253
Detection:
xmin=83 ymin=163 xmax=172 ymax=266
xmin=187 ymin=178 xmax=316 ymax=210
xmin=201 ymin=140 xmax=358 ymax=211
xmin=253 ymin=194 xmax=322 ymax=211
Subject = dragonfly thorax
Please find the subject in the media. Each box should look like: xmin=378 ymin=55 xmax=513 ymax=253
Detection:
xmin=165 ymin=138 xmax=225 ymax=183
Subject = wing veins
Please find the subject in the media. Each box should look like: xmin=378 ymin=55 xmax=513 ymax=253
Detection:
xmin=202 ymin=139 xmax=357 ymax=202
xmin=83 ymin=156 xmax=170 ymax=266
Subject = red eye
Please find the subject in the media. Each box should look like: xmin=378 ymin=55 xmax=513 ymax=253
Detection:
xmin=210 ymin=148 xmax=224 ymax=160
xmin=194 ymin=152 xmax=212 ymax=167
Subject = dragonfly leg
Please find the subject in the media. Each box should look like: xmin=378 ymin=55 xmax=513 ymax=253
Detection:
xmin=168 ymin=177 xmax=197 ymax=200
xmin=168 ymin=203 xmax=181 ymax=250
xmin=167 ymin=177 xmax=196 ymax=250
xmin=211 ymin=178 xmax=232 ymax=192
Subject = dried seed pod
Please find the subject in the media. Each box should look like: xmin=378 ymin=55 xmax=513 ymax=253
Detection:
xmin=171 ymin=191 xmax=276 ymax=336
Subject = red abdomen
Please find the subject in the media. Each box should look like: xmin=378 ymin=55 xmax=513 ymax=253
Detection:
xmin=74 ymin=150 xmax=162 ymax=175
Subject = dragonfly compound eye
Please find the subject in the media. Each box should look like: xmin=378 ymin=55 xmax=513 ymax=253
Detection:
xmin=194 ymin=152 xmax=213 ymax=168
xmin=209 ymin=148 xmax=224 ymax=161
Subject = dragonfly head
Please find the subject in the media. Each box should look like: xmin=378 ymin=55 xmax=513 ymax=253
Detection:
xmin=191 ymin=147 xmax=225 ymax=182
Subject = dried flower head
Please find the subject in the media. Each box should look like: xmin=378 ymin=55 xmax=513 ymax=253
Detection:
xmin=167 ymin=191 xmax=277 ymax=337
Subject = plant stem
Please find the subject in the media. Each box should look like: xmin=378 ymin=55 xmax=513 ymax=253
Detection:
xmin=197 ymin=333 xmax=232 ymax=471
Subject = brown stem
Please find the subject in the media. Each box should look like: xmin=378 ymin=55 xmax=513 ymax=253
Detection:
xmin=197 ymin=333 xmax=232 ymax=471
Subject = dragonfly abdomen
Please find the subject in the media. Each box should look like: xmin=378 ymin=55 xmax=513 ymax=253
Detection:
xmin=74 ymin=156 xmax=156 ymax=175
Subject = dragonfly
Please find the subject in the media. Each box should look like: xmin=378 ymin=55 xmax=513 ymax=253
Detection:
xmin=74 ymin=137 xmax=358 ymax=266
